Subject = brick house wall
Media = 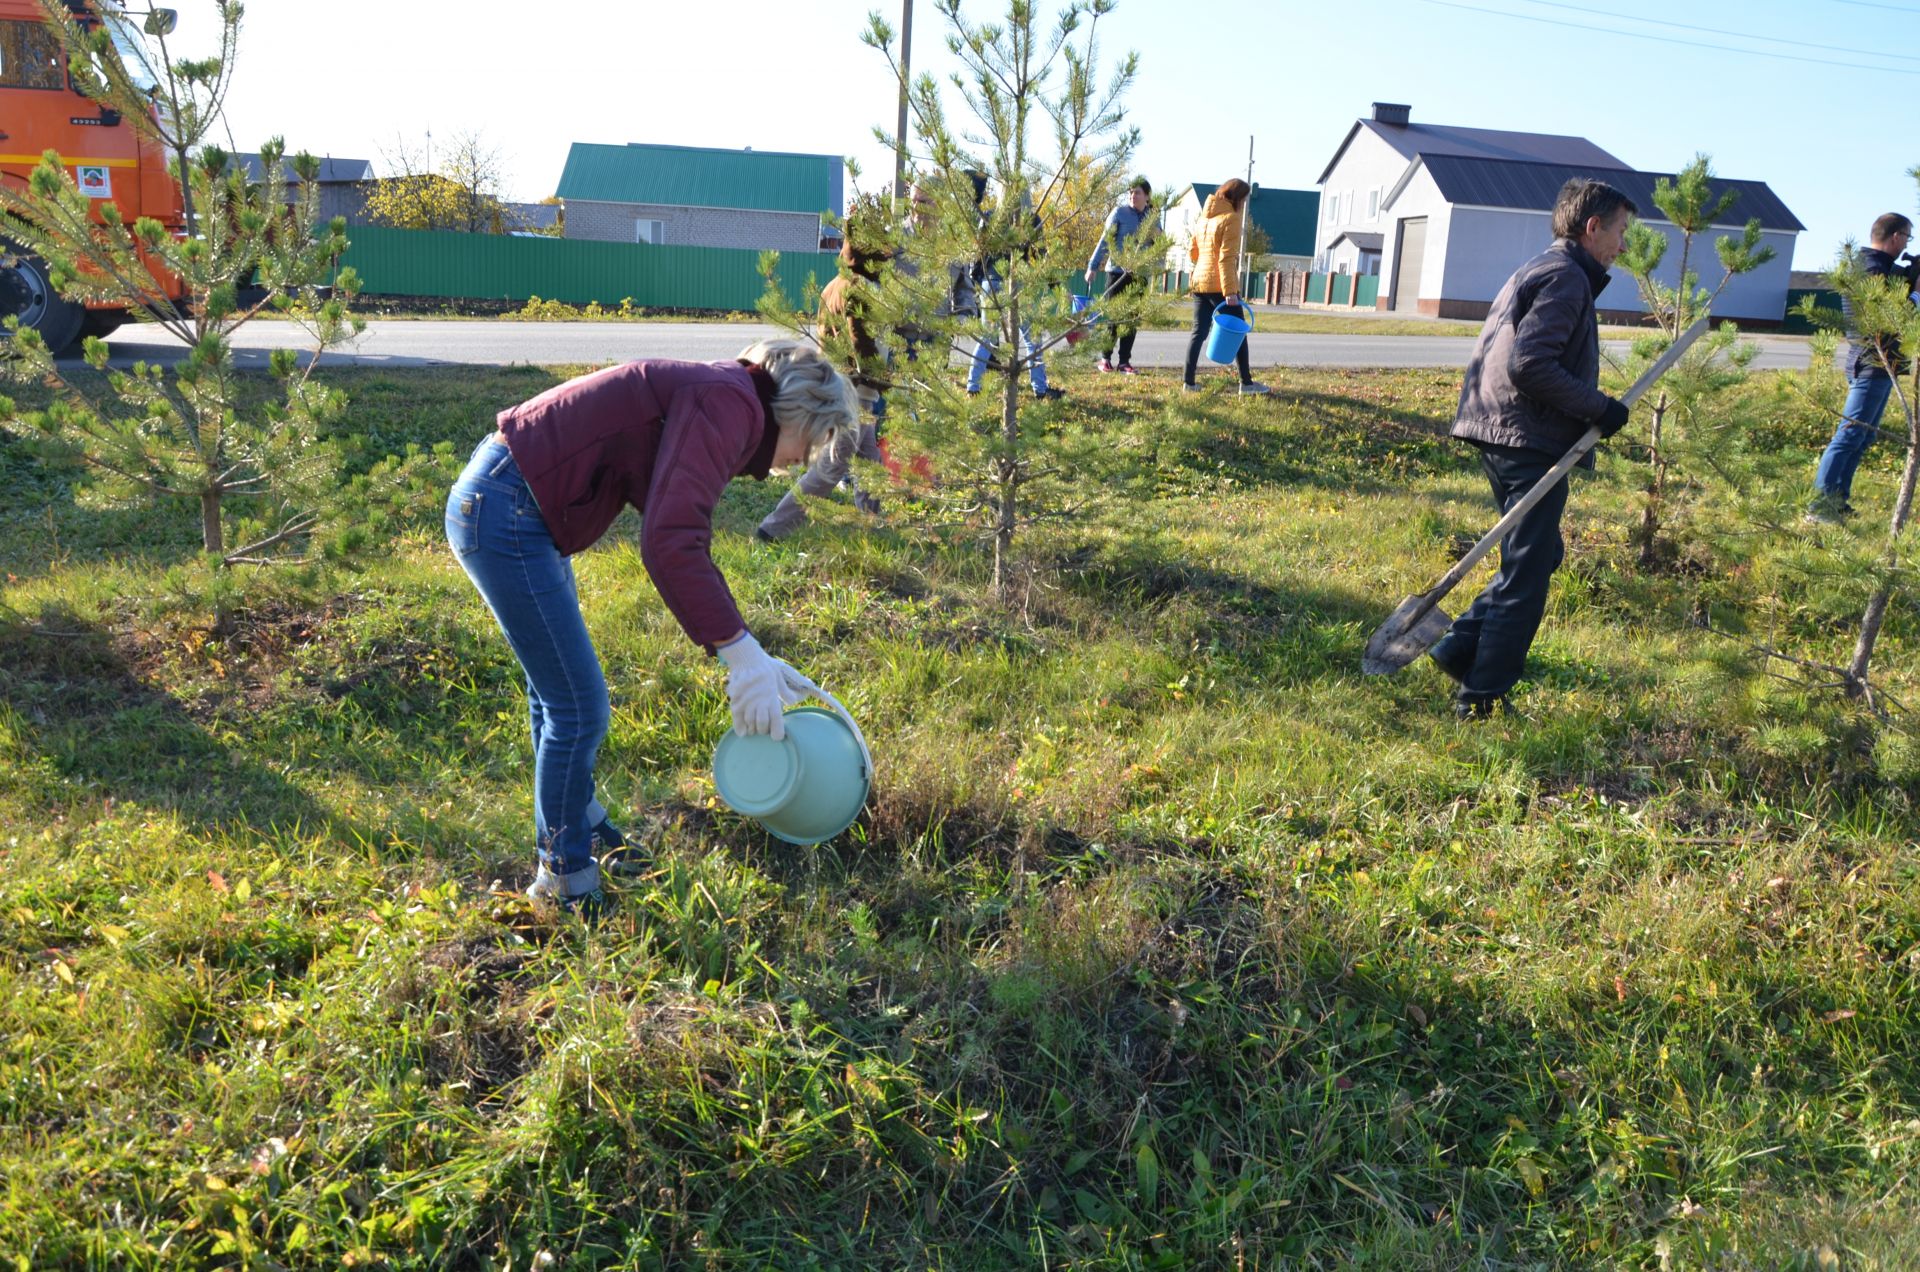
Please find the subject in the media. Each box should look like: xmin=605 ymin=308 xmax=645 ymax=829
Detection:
xmin=563 ymin=199 xmax=822 ymax=250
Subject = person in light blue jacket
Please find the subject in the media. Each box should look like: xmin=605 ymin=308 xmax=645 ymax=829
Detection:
xmin=1085 ymin=177 xmax=1155 ymax=373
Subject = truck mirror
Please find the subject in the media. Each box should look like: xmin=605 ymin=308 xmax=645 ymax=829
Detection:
xmin=143 ymin=8 xmax=178 ymax=36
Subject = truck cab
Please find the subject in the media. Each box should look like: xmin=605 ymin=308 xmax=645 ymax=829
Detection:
xmin=0 ymin=0 xmax=186 ymax=350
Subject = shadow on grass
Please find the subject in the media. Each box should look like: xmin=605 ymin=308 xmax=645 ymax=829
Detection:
xmin=0 ymin=604 xmax=340 ymax=835
xmin=0 ymin=431 xmax=207 ymax=574
xmin=557 ymin=809 xmax=1733 ymax=1265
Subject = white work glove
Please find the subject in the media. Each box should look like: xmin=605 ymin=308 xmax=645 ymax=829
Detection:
xmin=717 ymin=631 xmax=801 ymax=740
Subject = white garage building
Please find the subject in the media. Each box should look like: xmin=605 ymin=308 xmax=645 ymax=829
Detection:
xmin=1315 ymin=103 xmax=1803 ymax=325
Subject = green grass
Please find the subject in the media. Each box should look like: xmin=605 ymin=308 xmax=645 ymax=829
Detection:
xmin=3 ymin=359 xmax=1918 ymax=1269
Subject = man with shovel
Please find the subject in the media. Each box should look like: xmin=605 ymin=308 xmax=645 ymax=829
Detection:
xmin=1426 ymin=179 xmax=1638 ymax=719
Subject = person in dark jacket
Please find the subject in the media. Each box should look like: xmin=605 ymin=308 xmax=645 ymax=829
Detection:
xmin=1808 ymin=212 xmax=1916 ymax=522
xmin=1086 ymin=177 xmax=1154 ymax=373
xmin=445 ymin=340 xmax=857 ymax=915
xmin=1427 ymin=178 xmax=1637 ymax=719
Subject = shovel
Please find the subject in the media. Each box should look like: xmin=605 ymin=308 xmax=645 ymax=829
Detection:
xmin=1361 ymin=316 xmax=1709 ymax=676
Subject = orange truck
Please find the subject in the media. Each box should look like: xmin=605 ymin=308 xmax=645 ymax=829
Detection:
xmin=0 ymin=0 xmax=187 ymax=351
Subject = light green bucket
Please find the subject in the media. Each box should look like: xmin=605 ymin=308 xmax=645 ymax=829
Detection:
xmin=711 ymin=666 xmax=872 ymax=846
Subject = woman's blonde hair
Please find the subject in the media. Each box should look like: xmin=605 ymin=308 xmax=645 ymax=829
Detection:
xmin=737 ymin=339 xmax=858 ymax=449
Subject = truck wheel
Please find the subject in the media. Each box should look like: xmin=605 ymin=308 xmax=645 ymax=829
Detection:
xmin=0 ymin=243 xmax=85 ymax=355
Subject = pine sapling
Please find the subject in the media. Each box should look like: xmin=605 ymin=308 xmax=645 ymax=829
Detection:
xmin=1615 ymin=153 xmax=1774 ymax=568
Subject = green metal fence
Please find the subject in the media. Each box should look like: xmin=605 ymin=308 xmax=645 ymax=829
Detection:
xmin=1782 ymin=287 xmax=1840 ymax=336
xmin=336 ymin=226 xmax=842 ymax=311
xmin=1303 ymin=271 xmax=1381 ymax=308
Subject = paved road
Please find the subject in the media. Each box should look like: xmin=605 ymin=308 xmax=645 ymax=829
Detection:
xmin=86 ymin=318 xmax=1824 ymax=373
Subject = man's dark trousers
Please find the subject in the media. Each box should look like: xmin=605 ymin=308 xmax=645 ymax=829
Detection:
xmin=1430 ymin=441 xmax=1571 ymax=706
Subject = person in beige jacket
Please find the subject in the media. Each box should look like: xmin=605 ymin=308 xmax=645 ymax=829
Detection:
xmin=1183 ymin=178 xmax=1268 ymax=395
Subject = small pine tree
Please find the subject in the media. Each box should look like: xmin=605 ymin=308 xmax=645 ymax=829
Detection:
xmin=858 ymin=0 xmax=1153 ymax=600
xmin=1795 ymin=214 xmax=1920 ymax=702
xmin=1615 ymin=153 xmax=1774 ymax=568
xmin=0 ymin=2 xmax=405 ymax=630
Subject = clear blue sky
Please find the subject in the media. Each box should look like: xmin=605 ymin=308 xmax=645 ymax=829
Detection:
xmin=220 ymin=0 xmax=1920 ymax=270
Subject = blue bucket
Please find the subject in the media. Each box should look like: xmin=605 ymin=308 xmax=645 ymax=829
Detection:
xmin=1204 ymin=303 xmax=1252 ymax=364
xmin=1066 ymin=292 xmax=1095 ymax=345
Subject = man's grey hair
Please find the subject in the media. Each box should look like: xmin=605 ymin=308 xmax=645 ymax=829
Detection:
xmin=738 ymin=339 xmax=858 ymax=449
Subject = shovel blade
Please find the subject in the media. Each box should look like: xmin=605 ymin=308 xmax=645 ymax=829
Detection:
xmin=1362 ymin=594 xmax=1454 ymax=676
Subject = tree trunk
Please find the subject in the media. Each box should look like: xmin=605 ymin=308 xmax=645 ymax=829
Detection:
xmin=200 ymin=488 xmax=223 ymax=556
xmin=1635 ymin=392 xmax=1669 ymax=568
xmin=1845 ymin=381 xmax=1920 ymax=695
xmin=993 ymin=301 xmax=1019 ymax=602
xmin=174 ymin=140 xmax=196 ymax=240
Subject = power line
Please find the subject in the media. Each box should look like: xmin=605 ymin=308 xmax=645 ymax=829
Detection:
xmin=1511 ymin=0 xmax=1920 ymax=63
xmin=1411 ymin=0 xmax=1920 ymax=76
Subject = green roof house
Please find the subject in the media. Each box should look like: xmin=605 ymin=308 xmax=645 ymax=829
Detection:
xmin=555 ymin=141 xmax=846 ymax=251
xmin=1163 ymin=182 xmax=1320 ymax=276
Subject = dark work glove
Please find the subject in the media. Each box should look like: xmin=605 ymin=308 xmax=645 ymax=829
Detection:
xmin=1596 ymin=397 xmax=1631 ymax=438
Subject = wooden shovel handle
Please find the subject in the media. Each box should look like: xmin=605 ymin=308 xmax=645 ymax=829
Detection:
xmin=1406 ymin=317 xmax=1710 ymax=623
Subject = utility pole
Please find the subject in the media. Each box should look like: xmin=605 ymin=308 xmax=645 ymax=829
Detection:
xmin=1235 ymin=135 xmax=1255 ymax=302
xmin=893 ymin=0 xmax=913 ymax=199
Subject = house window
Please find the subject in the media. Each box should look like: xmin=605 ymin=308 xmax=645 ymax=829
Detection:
xmin=634 ymin=218 xmax=665 ymax=245
xmin=1367 ymin=189 xmax=1380 ymax=220
xmin=1324 ymin=194 xmax=1337 ymax=224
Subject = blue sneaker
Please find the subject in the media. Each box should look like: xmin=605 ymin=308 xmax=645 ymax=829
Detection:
xmin=593 ymin=818 xmax=652 ymax=878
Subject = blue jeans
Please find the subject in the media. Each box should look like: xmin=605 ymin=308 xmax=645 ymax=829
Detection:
xmin=967 ymin=278 xmax=1048 ymax=394
xmin=445 ymin=439 xmax=608 ymax=897
xmin=1812 ymin=366 xmax=1894 ymax=507
xmin=1185 ymin=293 xmax=1253 ymax=386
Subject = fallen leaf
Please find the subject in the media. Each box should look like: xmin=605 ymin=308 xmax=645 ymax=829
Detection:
xmin=1405 ymin=1003 xmax=1428 ymax=1028
xmin=207 ymin=870 xmax=229 ymax=895
xmin=1615 ymin=977 xmax=1627 ymax=1003
xmin=1821 ymin=1009 xmax=1857 ymax=1024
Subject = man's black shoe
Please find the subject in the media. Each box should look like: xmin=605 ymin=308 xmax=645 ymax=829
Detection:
xmin=1453 ymin=697 xmax=1502 ymax=722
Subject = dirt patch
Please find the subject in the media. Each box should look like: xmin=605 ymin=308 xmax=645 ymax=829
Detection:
xmin=413 ymin=933 xmax=540 ymax=1102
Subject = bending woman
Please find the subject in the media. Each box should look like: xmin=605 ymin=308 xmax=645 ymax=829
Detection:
xmin=445 ymin=340 xmax=858 ymax=916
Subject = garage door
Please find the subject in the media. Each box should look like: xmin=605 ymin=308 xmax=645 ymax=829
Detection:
xmin=1393 ymin=217 xmax=1427 ymax=313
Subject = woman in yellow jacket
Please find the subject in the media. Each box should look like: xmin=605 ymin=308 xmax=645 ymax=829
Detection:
xmin=1183 ymin=178 xmax=1269 ymax=395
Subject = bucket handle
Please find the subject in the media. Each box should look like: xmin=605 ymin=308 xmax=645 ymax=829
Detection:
xmin=774 ymin=660 xmax=874 ymax=778
xmin=1213 ymin=300 xmax=1254 ymax=329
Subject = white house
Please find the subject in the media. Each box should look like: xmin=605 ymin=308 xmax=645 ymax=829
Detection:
xmin=1315 ymin=103 xmax=1803 ymax=324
